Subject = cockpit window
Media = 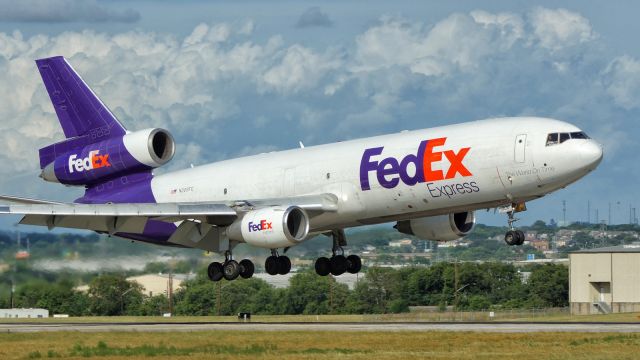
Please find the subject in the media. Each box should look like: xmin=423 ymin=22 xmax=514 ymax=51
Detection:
xmin=547 ymin=131 xmax=590 ymax=146
xmin=570 ymin=131 xmax=589 ymax=139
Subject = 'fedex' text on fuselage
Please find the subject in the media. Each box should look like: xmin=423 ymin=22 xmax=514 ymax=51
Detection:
xmin=359 ymin=137 xmax=471 ymax=191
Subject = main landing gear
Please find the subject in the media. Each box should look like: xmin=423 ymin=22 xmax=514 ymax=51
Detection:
xmin=314 ymin=230 xmax=362 ymax=276
xmin=264 ymin=249 xmax=292 ymax=276
xmin=503 ymin=203 xmax=526 ymax=246
xmin=207 ymin=251 xmax=255 ymax=282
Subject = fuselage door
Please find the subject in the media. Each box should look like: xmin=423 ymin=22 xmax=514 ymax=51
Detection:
xmin=514 ymin=134 xmax=526 ymax=163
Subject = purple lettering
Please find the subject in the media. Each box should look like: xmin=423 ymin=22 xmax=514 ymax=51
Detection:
xmin=359 ymin=147 xmax=383 ymax=191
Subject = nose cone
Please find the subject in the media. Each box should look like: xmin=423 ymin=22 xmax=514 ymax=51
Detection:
xmin=579 ymin=140 xmax=603 ymax=170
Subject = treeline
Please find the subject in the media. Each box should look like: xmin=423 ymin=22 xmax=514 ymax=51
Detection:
xmin=0 ymin=263 xmax=567 ymax=316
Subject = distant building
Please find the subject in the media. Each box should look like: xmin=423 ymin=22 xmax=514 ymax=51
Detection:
xmin=530 ymin=240 xmax=549 ymax=252
xmin=570 ymin=244 xmax=640 ymax=315
xmin=1 ymin=308 xmax=49 ymax=318
xmin=389 ymin=239 xmax=413 ymax=247
xmin=127 ymin=274 xmax=190 ymax=297
xmin=75 ymin=273 xmax=191 ymax=298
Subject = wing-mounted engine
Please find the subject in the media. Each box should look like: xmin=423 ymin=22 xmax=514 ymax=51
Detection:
xmin=395 ymin=211 xmax=475 ymax=241
xmin=227 ymin=206 xmax=310 ymax=248
xmin=40 ymin=128 xmax=175 ymax=185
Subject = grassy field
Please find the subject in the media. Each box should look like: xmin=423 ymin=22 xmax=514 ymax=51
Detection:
xmin=1 ymin=311 xmax=639 ymax=324
xmin=1 ymin=330 xmax=640 ymax=359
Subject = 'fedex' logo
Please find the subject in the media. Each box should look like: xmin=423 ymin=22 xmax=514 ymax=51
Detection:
xmin=68 ymin=150 xmax=111 ymax=173
xmin=248 ymin=220 xmax=273 ymax=232
xmin=359 ymin=137 xmax=471 ymax=191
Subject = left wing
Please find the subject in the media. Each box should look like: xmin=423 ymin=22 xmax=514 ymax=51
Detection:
xmin=1 ymin=201 xmax=238 ymax=235
xmin=0 ymin=193 xmax=339 ymax=235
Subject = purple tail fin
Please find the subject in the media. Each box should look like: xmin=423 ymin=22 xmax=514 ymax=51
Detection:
xmin=36 ymin=56 xmax=126 ymax=139
xmin=36 ymin=56 xmax=128 ymax=169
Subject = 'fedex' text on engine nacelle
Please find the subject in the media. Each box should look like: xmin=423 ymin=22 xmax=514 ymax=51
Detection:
xmin=68 ymin=150 xmax=111 ymax=174
xmin=248 ymin=220 xmax=273 ymax=232
xmin=360 ymin=137 xmax=471 ymax=190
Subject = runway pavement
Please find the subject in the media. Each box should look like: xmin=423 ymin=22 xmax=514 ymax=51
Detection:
xmin=2 ymin=321 xmax=640 ymax=333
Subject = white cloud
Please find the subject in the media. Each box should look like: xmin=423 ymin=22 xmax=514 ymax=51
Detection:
xmin=602 ymin=55 xmax=640 ymax=110
xmin=528 ymin=7 xmax=595 ymax=51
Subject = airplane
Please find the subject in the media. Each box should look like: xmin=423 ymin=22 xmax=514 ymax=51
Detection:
xmin=0 ymin=56 xmax=603 ymax=282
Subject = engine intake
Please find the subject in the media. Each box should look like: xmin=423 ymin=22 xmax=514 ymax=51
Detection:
xmin=395 ymin=211 xmax=475 ymax=241
xmin=227 ymin=206 xmax=310 ymax=248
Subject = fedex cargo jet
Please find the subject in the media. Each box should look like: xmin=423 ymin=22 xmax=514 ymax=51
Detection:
xmin=0 ymin=56 xmax=603 ymax=281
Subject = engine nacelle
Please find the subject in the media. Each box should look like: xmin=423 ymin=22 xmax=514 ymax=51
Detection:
xmin=41 ymin=128 xmax=175 ymax=185
xmin=227 ymin=206 xmax=310 ymax=248
xmin=395 ymin=211 xmax=475 ymax=241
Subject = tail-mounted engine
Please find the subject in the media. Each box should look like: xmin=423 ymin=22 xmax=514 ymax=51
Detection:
xmin=40 ymin=128 xmax=175 ymax=185
xmin=227 ymin=206 xmax=310 ymax=248
xmin=395 ymin=211 xmax=475 ymax=241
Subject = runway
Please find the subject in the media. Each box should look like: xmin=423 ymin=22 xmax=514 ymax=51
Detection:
xmin=2 ymin=321 xmax=640 ymax=333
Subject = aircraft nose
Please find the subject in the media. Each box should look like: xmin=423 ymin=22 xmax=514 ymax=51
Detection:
xmin=579 ymin=140 xmax=603 ymax=169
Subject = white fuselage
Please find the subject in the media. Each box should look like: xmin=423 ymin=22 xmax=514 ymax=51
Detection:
xmin=151 ymin=117 xmax=602 ymax=232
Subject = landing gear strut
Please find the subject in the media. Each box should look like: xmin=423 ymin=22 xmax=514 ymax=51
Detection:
xmin=503 ymin=203 xmax=525 ymax=246
xmin=265 ymin=249 xmax=291 ymax=275
xmin=207 ymin=251 xmax=254 ymax=282
xmin=315 ymin=229 xmax=362 ymax=276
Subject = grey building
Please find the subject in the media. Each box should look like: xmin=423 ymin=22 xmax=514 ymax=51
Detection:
xmin=570 ymin=244 xmax=640 ymax=315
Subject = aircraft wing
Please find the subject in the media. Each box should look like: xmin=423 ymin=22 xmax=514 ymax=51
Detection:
xmin=0 ymin=202 xmax=238 ymax=234
xmin=0 ymin=193 xmax=338 ymax=235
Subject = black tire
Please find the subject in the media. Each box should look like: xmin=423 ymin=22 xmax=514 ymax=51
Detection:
xmin=207 ymin=262 xmax=224 ymax=282
xmin=330 ymin=255 xmax=348 ymax=276
xmin=515 ymin=230 xmax=525 ymax=246
xmin=223 ymin=260 xmax=240 ymax=281
xmin=315 ymin=257 xmax=331 ymax=276
xmin=265 ymin=256 xmax=279 ymax=276
xmin=239 ymin=259 xmax=255 ymax=279
xmin=346 ymin=255 xmax=362 ymax=274
xmin=277 ymin=256 xmax=291 ymax=275
xmin=504 ymin=230 xmax=517 ymax=246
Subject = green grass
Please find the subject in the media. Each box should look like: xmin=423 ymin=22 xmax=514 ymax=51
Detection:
xmin=2 ymin=331 xmax=640 ymax=360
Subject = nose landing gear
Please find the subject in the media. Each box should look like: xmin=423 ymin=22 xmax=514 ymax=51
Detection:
xmin=502 ymin=203 xmax=526 ymax=246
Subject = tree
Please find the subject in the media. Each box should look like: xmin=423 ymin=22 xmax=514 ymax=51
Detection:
xmin=13 ymin=279 xmax=90 ymax=316
xmin=87 ymin=274 xmax=144 ymax=315
xmin=526 ymin=264 xmax=568 ymax=307
xmin=285 ymin=271 xmax=349 ymax=314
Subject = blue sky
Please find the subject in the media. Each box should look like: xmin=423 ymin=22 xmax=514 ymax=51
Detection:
xmin=0 ymin=0 xmax=638 ymax=228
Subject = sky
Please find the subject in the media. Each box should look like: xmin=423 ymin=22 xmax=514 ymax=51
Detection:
xmin=0 ymin=0 xmax=638 ymax=230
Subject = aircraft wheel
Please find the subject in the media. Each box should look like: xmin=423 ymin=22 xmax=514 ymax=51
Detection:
xmin=239 ymin=259 xmax=255 ymax=279
xmin=346 ymin=255 xmax=362 ymax=274
xmin=504 ymin=231 xmax=518 ymax=246
xmin=265 ymin=256 xmax=279 ymax=275
xmin=330 ymin=255 xmax=347 ymax=276
xmin=223 ymin=260 xmax=240 ymax=281
xmin=315 ymin=257 xmax=331 ymax=276
xmin=515 ymin=230 xmax=525 ymax=246
xmin=207 ymin=262 xmax=224 ymax=282
xmin=277 ymin=256 xmax=291 ymax=275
